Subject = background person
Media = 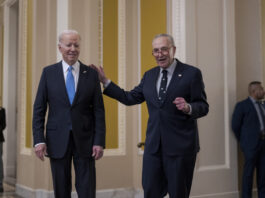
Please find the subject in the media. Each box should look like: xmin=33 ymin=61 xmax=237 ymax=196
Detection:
xmin=232 ymin=81 xmax=265 ymax=198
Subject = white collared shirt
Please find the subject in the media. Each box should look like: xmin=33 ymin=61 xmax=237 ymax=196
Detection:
xmin=62 ymin=60 xmax=80 ymax=90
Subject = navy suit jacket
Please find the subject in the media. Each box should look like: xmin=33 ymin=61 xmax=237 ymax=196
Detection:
xmin=104 ymin=59 xmax=209 ymax=156
xmin=232 ymin=97 xmax=262 ymax=154
xmin=33 ymin=61 xmax=106 ymax=159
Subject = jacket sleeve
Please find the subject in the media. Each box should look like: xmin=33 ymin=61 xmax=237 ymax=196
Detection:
xmin=231 ymin=103 xmax=243 ymax=140
xmin=103 ymin=73 xmax=146 ymax=106
xmin=92 ymin=74 xmax=106 ymax=147
xmin=189 ymin=69 xmax=209 ymax=119
xmin=32 ymin=69 xmax=48 ymax=146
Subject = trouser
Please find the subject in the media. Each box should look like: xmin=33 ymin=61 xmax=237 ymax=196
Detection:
xmin=50 ymin=132 xmax=96 ymax=198
xmin=242 ymin=140 xmax=265 ymax=198
xmin=142 ymin=149 xmax=196 ymax=198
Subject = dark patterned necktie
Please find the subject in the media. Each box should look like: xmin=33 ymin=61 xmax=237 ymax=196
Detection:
xmin=158 ymin=70 xmax=168 ymax=103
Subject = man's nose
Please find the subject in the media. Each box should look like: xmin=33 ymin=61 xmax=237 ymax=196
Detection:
xmin=70 ymin=45 xmax=76 ymax=51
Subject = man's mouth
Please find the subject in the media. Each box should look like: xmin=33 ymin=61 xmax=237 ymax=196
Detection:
xmin=157 ymin=58 xmax=166 ymax=62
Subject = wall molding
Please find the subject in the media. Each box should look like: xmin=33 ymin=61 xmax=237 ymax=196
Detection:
xmin=99 ymin=0 xmax=126 ymax=156
xmin=16 ymin=184 xmax=241 ymax=198
xmin=19 ymin=0 xmax=31 ymax=155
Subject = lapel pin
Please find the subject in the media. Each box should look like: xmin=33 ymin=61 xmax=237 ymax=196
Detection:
xmin=178 ymin=74 xmax=182 ymax=77
xmin=83 ymin=70 xmax=87 ymax=73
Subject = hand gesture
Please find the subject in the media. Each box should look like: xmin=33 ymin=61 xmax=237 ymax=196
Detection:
xmin=173 ymin=97 xmax=190 ymax=113
xmin=90 ymin=64 xmax=108 ymax=84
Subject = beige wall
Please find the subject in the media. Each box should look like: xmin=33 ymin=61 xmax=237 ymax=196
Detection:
xmin=236 ymin=0 xmax=263 ymax=100
xmin=235 ymin=0 xmax=263 ymax=195
xmin=0 ymin=0 xmax=264 ymax=197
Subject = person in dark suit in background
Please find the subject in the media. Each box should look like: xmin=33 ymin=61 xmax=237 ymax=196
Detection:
xmin=91 ymin=33 xmax=209 ymax=198
xmin=0 ymin=106 xmax=6 ymax=192
xmin=32 ymin=30 xmax=106 ymax=198
xmin=232 ymin=81 xmax=265 ymax=198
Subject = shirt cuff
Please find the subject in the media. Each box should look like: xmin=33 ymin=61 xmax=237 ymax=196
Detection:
xmin=103 ymin=79 xmax=111 ymax=88
xmin=34 ymin=143 xmax=46 ymax=147
xmin=186 ymin=104 xmax=192 ymax=115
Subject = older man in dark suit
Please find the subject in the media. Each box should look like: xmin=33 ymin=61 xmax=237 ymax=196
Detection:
xmin=32 ymin=30 xmax=106 ymax=198
xmin=91 ymin=33 xmax=209 ymax=198
xmin=0 ymin=106 xmax=5 ymax=192
xmin=232 ymin=81 xmax=265 ymax=198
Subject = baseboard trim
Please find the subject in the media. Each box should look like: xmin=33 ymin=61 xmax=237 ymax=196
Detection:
xmin=16 ymin=184 xmax=144 ymax=198
xmin=16 ymin=184 xmax=241 ymax=198
xmin=190 ymin=191 xmax=239 ymax=198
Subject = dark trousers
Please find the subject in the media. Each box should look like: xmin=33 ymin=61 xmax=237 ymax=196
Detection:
xmin=242 ymin=140 xmax=265 ymax=198
xmin=50 ymin=133 xmax=95 ymax=198
xmin=142 ymin=149 xmax=196 ymax=198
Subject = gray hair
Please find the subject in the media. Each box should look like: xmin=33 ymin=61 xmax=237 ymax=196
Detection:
xmin=58 ymin=30 xmax=81 ymax=44
xmin=152 ymin=33 xmax=175 ymax=46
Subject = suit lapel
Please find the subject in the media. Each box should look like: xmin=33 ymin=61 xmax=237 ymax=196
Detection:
xmin=166 ymin=60 xmax=185 ymax=95
xmin=159 ymin=60 xmax=185 ymax=106
xmin=55 ymin=62 xmax=71 ymax=105
xmin=72 ymin=62 xmax=89 ymax=106
xmin=151 ymin=67 xmax=161 ymax=106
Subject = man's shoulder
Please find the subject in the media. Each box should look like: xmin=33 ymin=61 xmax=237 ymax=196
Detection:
xmin=236 ymin=98 xmax=251 ymax=108
xmin=79 ymin=61 xmax=98 ymax=76
xmin=145 ymin=66 xmax=159 ymax=74
xmin=177 ymin=60 xmax=201 ymax=73
xmin=43 ymin=62 xmax=62 ymax=72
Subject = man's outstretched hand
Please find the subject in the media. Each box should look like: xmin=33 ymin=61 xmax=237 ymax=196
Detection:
xmin=90 ymin=64 xmax=108 ymax=84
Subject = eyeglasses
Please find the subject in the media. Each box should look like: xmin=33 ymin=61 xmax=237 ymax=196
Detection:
xmin=152 ymin=47 xmax=172 ymax=56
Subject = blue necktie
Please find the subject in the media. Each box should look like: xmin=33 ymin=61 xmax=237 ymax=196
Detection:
xmin=66 ymin=66 xmax=75 ymax=104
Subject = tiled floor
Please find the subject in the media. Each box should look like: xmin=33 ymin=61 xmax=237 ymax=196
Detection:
xmin=0 ymin=183 xmax=22 ymax=198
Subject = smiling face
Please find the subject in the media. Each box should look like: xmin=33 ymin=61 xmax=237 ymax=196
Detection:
xmin=152 ymin=36 xmax=176 ymax=69
xmin=58 ymin=33 xmax=80 ymax=65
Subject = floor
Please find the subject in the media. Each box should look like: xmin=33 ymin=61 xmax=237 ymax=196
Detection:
xmin=0 ymin=183 xmax=22 ymax=198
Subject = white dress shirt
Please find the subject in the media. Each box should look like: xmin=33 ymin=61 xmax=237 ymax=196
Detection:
xmin=62 ymin=60 xmax=80 ymax=90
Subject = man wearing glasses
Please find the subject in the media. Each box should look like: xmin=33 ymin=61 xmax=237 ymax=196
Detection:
xmin=91 ymin=34 xmax=209 ymax=198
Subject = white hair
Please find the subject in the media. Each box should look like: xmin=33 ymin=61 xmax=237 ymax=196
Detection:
xmin=58 ymin=30 xmax=81 ymax=44
xmin=152 ymin=33 xmax=175 ymax=46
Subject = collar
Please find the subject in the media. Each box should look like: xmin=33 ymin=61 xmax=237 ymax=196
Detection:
xmin=159 ymin=59 xmax=177 ymax=75
xmin=249 ymin=96 xmax=261 ymax=103
xmin=62 ymin=60 xmax=80 ymax=73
